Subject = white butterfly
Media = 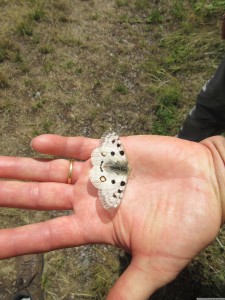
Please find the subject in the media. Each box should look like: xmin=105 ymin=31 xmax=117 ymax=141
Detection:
xmin=90 ymin=132 xmax=130 ymax=210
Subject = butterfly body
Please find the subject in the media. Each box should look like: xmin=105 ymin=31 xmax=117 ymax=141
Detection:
xmin=90 ymin=132 xmax=130 ymax=209
xmin=103 ymin=157 xmax=129 ymax=175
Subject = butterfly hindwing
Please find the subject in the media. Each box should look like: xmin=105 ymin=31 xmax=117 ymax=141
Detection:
xmin=99 ymin=173 xmax=128 ymax=209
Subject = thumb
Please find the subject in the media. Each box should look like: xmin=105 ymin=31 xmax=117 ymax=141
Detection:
xmin=106 ymin=254 xmax=173 ymax=300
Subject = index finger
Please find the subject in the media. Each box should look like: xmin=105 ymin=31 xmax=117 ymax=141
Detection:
xmin=31 ymin=134 xmax=99 ymax=160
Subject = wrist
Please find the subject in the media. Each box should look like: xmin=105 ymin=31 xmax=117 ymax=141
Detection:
xmin=202 ymin=136 xmax=225 ymax=225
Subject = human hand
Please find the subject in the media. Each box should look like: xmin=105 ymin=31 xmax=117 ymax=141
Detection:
xmin=0 ymin=134 xmax=224 ymax=300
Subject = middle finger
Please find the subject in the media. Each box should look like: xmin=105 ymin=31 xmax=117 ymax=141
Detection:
xmin=0 ymin=181 xmax=73 ymax=210
xmin=0 ymin=156 xmax=83 ymax=183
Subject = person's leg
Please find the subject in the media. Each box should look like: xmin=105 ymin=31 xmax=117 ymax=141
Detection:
xmin=178 ymin=56 xmax=225 ymax=142
xmin=14 ymin=254 xmax=44 ymax=300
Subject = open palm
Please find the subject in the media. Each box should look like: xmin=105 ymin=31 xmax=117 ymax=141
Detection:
xmin=0 ymin=134 xmax=223 ymax=300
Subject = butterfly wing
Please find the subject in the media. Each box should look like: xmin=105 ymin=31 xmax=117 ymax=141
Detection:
xmin=100 ymin=132 xmax=119 ymax=147
xmin=90 ymin=162 xmax=127 ymax=209
xmin=90 ymin=132 xmax=129 ymax=209
xmin=101 ymin=132 xmax=126 ymax=159
xmin=98 ymin=173 xmax=128 ymax=209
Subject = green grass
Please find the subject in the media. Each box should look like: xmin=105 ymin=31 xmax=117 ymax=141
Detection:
xmin=115 ymin=0 xmax=129 ymax=7
xmin=146 ymin=9 xmax=163 ymax=24
xmin=29 ymin=7 xmax=45 ymax=22
xmin=152 ymin=85 xmax=182 ymax=135
xmin=113 ymin=82 xmax=128 ymax=94
xmin=39 ymin=44 xmax=54 ymax=54
xmin=17 ymin=20 xmax=34 ymax=36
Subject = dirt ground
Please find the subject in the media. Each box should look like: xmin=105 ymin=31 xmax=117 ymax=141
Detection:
xmin=0 ymin=0 xmax=224 ymax=299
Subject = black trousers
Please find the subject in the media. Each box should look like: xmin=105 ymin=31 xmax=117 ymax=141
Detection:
xmin=178 ymin=56 xmax=225 ymax=141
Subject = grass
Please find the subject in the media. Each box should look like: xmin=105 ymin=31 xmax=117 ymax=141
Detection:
xmin=0 ymin=71 xmax=9 ymax=88
xmin=152 ymin=85 xmax=182 ymax=135
xmin=0 ymin=0 xmax=224 ymax=299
